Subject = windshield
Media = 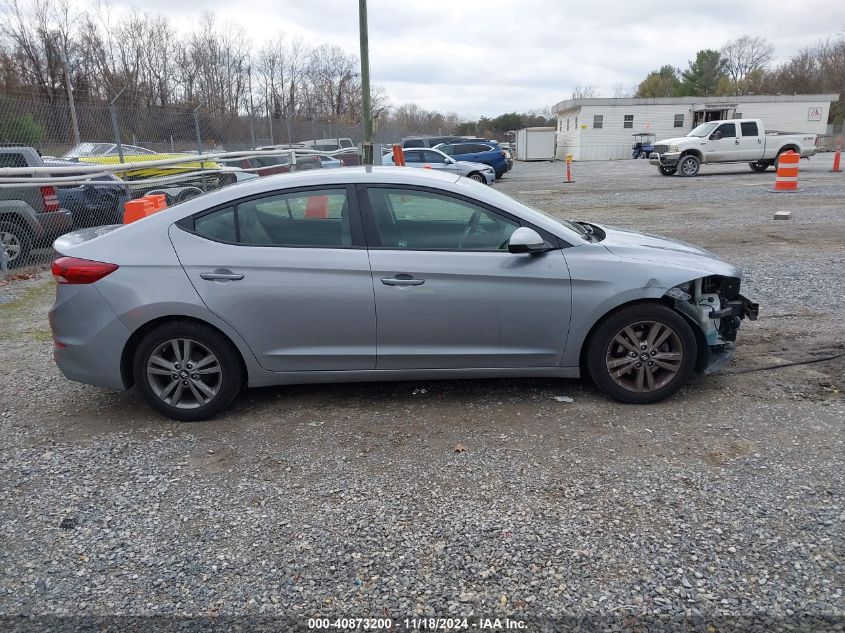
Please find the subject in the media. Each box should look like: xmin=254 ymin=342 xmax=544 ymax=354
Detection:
xmin=687 ymin=122 xmax=718 ymax=138
xmin=63 ymin=143 xmax=113 ymax=159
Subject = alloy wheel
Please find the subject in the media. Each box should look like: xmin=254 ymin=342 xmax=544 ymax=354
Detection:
xmin=680 ymin=157 xmax=698 ymax=175
xmin=1 ymin=231 xmax=21 ymax=262
xmin=146 ymin=338 xmax=222 ymax=409
xmin=605 ymin=320 xmax=684 ymax=393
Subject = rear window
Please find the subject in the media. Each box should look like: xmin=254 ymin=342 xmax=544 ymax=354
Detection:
xmin=0 ymin=153 xmax=26 ymax=168
xmin=403 ymin=139 xmax=424 ymax=148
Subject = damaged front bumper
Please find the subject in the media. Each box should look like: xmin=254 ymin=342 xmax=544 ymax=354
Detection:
xmin=666 ymin=278 xmax=759 ymax=374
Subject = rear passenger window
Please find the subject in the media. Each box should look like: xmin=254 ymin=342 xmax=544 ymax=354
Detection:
xmin=740 ymin=121 xmax=759 ymax=136
xmin=192 ymin=189 xmax=351 ymax=248
xmin=0 ymin=153 xmax=27 ymax=168
xmin=195 ymin=207 xmax=236 ymax=242
xmin=469 ymin=144 xmax=493 ymax=153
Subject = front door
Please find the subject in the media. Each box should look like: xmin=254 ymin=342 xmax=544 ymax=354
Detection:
xmin=706 ymin=122 xmax=739 ymax=161
xmin=170 ymin=185 xmax=376 ymax=372
xmin=360 ymin=185 xmax=572 ymax=369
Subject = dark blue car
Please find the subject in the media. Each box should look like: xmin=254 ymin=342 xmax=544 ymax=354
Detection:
xmin=434 ymin=141 xmax=509 ymax=178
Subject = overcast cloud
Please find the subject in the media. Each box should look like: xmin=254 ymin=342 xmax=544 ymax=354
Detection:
xmin=128 ymin=0 xmax=844 ymax=116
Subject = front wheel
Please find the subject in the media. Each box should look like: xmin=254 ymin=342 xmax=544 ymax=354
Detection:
xmin=678 ymin=155 xmax=701 ymax=177
xmin=586 ymin=303 xmax=698 ymax=404
xmin=133 ymin=321 xmax=244 ymax=421
xmin=658 ymin=165 xmax=677 ymax=176
xmin=467 ymin=172 xmax=485 ymax=183
xmin=749 ymin=161 xmax=770 ymax=172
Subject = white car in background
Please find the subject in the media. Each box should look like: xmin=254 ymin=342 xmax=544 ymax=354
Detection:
xmin=383 ymin=148 xmax=496 ymax=184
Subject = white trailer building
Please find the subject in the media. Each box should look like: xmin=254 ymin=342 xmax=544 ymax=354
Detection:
xmin=553 ymin=94 xmax=839 ymax=161
xmin=515 ymin=127 xmax=556 ymax=161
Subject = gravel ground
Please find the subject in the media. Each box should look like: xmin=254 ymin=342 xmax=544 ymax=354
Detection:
xmin=0 ymin=155 xmax=843 ymax=632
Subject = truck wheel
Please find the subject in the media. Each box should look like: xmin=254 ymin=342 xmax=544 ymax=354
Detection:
xmin=658 ymin=166 xmax=677 ymax=176
xmin=0 ymin=220 xmax=32 ymax=269
xmin=678 ymin=155 xmax=701 ymax=177
xmin=749 ymin=161 xmax=770 ymax=172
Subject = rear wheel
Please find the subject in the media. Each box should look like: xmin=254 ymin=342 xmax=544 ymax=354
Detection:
xmin=678 ymin=154 xmax=701 ymax=177
xmin=749 ymin=161 xmax=770 ymax=172
xmin=0 ymin=221 xmax=32 ymax=269
xmin=658 ymin=165 xmax=677 ymax=176
xmin=133 ymin=321 xmax=244 ymax=422
xmin=586 ymin=303 xmax=698 ymax=404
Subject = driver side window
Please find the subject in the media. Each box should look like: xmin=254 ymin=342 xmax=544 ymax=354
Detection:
xmin=365 ymin=188 xmax=518 ymax=251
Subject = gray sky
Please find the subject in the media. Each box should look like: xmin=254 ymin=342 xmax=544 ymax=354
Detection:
xmin=153 ymin=0 xmax=844 ymax=117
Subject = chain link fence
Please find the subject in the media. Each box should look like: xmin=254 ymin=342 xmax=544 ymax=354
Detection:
xmin=0 ymin=92 xmax=444 ymax=277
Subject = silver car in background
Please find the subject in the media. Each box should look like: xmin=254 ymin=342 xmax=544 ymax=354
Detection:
xmin=49 ymin=168 xmax=757 ymax=421
xmin=383 ymin=148 xmax=496 ymax=184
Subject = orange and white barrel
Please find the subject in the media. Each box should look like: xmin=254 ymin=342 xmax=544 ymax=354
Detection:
xmin=773 ymin=151 xmax=800 ymax=192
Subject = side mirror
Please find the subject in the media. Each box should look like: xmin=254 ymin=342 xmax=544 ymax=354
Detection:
xmin=711 ymin=131 xmax=722 ymax=140
xmin=508 ymin=227 xmax=550 ymax=254
xmin=445 ymin=157 xmax=456 ymax=164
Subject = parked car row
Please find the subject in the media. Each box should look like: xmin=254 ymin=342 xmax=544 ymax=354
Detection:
xmin=402 ymin=135 xmax=512 ymax=179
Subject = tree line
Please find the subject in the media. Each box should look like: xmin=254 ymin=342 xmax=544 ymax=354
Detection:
xmin=631 ymin=35 xmax=845 ymax=123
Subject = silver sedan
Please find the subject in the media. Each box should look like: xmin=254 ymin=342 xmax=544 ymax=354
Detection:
xmin=49 ymin=168 xmax=758 ymax=421
xmin=382 ymin=148 xmax=496 ymax=183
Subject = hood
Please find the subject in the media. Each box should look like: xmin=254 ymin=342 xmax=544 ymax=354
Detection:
xmin=655 ymin=136 xmax=694 ymax=146
xmin=588 ymin=223 xmax=741 ymax=278
xmin=456 ymin=161 xmax=494 ymax=172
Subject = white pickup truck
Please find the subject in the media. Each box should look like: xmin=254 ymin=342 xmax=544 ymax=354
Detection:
xmin=649 ymin=118 xmax=816 ymax=177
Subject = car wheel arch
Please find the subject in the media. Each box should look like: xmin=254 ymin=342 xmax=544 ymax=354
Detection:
xmin=120 ymin=315 xmax=248 ymax=390
xmin=577 ymin=297 xmax=709 ymax=378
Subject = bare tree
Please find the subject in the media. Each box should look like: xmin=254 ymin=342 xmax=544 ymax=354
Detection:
xmin=571 ymin=84 xmax=597 ymax=99
xmin=721 ymin=36 xmax=774 ymax=87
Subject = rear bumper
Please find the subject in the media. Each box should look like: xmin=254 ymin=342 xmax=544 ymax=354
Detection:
xmin=35 ymin=210 xmax=73 ymax=238
xmin=49 ymin=284 xmax=130 ymax=391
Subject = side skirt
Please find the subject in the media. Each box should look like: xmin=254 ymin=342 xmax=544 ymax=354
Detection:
xmin=247 ymin=366 xmax=581 ymax=388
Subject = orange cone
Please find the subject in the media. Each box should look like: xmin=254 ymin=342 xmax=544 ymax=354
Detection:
xmin=304 ymin=195 xmax=329 ymax=218
xmin=773 ymin=151 xmax=800 ymax=192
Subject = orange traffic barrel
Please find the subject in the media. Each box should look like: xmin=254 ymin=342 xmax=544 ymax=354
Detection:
xmin=304 ymin=195 xmax=329 ymax=218
xmin=773 ymin=151 xmax=800 ymax=191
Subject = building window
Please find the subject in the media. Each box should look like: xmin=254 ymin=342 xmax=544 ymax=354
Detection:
xmin=593 ymin=115 xmax=603 ymax=129
xmin=733 ymin=112 xmax=742 ymax=119
xmin=623 ymin=114 xmax=634 ymax=129
xmin=673 ymin=114 xmax=684 ymax=128
xmin=575 ymin=116 xmax=578 ymax=129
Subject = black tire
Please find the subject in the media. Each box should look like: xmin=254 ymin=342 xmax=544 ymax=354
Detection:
xmin=677 ymin=154 xmax=701 ymax=177
xmin=133 ymin=320 xmax=244 ymax=422
xmin=0 ymin=220 xmax=32 ymax=269
xmin=585 ymin=303 xmax=698 ymax=404
xmin=749 ymin=161 xmax=770 ymax=172
xmin=467 ymin=172 xmax=485 ymax=183
xmin=658 ymin=166 xmax=677 ymax=176
xmin=176 ymin=188 xmax=202 ymax=203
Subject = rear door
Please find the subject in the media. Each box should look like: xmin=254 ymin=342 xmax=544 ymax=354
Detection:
xmin=170 ymin=185 xmax=377 ymax=372
xmin=360 ymin=185 xmax=572 ymax=369
xmin=737 ymin=121 xmax=764 ymax=161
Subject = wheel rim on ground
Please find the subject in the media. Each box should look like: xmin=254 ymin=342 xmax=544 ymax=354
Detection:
xmin=1 ymin=231 xmax=21 ymax=262
xmin=146 ymin=338 xmax=222 ymax=410
xmin=469 ymin=174 xmax=483 ymax=182
xmin=680 ymin=158 xmax=698 ymax=175
xmin=605 ymin=320 xmax=684 ymax=393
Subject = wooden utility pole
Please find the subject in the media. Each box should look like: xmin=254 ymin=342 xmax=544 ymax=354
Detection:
xmin=358 ymin=0 xmax=373 ymax=165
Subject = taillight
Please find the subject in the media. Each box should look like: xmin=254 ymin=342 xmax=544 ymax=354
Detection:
xmin=41 ymin=186 xmax=60 ymax=212
xmin=51 ymin=256 xmax=118 ymax=284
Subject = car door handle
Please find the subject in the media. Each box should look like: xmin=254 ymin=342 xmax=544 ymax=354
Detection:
xmin=735 ymin=139 xmax=740 ymax=144
xmin=381 ymin=275 xmax=424 ymax=286
xmin=200 ymin=269 xmax=244 ymax=281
